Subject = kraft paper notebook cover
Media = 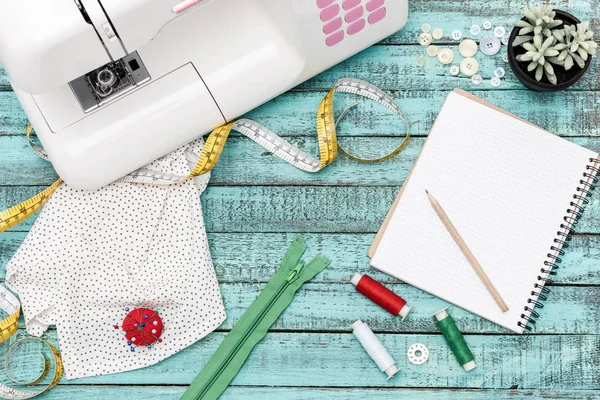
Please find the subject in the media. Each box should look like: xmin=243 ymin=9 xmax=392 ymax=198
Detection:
xmin=369 ymin=89 xmax=599 ymax=334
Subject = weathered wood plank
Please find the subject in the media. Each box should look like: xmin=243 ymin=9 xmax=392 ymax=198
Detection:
xmin=299 ymin=45 xmax=600 ymax=92
xmin=2 ymin=45 xmax=599 ymax=94
xmin=5 ymin=282 xmax=595 ymax=334
xmin=3 ymin=90 xmax=598 ymax=138
xmin=2 ymin=135 xmax=600 ymax=187
xmin=30 ymin=386 xmax=600 ymax=400
xmin=383 ymin=0 xmax=600 ymax=45
xmin=2 ymin=186 xmax=599 ymax=234
xmin=2 ymin=233 xmax=600 ymax=285
xmin=7 ymin=331 xmax=599 ymax=389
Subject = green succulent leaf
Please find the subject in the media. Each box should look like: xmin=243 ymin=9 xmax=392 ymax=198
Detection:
xmin=513 ymin=35 xmax=534 ymax=47
xmin=535 ymin=64 xmax=544 ymax=81
xmin=528 ymin=61 xmax=538 ymax=72
xmin=564 ymin=54 xmax=574 ymax=70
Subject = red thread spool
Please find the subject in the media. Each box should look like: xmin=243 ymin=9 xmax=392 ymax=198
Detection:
xmin=352 ymin=274 xmax=412 ymax=319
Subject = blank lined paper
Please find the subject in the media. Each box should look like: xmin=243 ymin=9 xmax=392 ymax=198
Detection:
xmin=370 ymin=90 xmax=598 ymax=333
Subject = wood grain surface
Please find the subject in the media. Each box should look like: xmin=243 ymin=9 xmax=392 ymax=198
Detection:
xmin=0 ymin=0 xmax=599 ymax=398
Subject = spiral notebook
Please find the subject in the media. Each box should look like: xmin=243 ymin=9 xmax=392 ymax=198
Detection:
xmin=369 ymin=89 xmax=599 ymax=334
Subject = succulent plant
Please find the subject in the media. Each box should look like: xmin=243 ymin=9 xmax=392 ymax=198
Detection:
xmin=516 ymin=35 xmax=560 ymax=84
xmin=512 ymin=5 xmax=595 ymax=85
xmin=513 ymin=5 xmax=563 ymax=47
xmin=549 ymin=22 xmax=597 ymax=70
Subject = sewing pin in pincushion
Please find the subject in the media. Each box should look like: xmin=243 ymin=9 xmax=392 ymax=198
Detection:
xmin=114 ymin=307 xmax=164 ymax=352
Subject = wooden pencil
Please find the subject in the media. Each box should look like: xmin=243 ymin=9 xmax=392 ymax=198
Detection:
xmin=425 ymin=190 xmax=509 ymax=313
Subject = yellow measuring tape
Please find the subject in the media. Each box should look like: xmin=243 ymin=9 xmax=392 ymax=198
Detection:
xmin=0 ymin=286 xmax=63 ymax=399
xmin=0 ymin=78 xmax=410 ymax=233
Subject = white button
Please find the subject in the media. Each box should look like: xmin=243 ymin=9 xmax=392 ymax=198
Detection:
xmin=501 ymin=34 xmax=510 ymax=46
xmin=458 ymin=39 xmax=478 ymax=58
xmin=502 ymin=53 xmax=509 ymax=62
xmin=451 ymin=30 xmax=463 ymax=41
xmin=416 ymin=56 xmax=427 ymax=67
xmin=460 ymin=57 xmax=479 ymax=77
xmin=419 ymin=32 xmax=433 ymax=46
xmin=494 ymin=67 xmax=506 ymax=78
xmin=421 ymin=23 xmax=431 ymax=33
xmin=437 ymin=48 xmax=455 ymax=64
xmin=426 ymin=45 xmax=439 ymax=57
xmin=490 ymin=76 xmax=502 ymax=87
xmin=449 ymin=65 xmax=460 ymax=76
xmin=494 ymin=26 xmax=506 ymax=38
xmin=470 ymin=25 xmax=481 ymax=36
xmin=480 ymin=35 xmax=501 ymax=56
xmin=471 ymin=74 xmax=483 ymax=85
xmin=432 ymin=28 xmax=444 ymax=40
xmin=483 ymin=21 xmax=492 ymax=30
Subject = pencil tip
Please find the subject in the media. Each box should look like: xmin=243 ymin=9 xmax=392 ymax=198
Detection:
xmin=425 ymin=189 xmax=429 ymax=194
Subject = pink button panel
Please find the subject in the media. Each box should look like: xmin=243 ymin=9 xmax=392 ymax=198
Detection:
xmin=317 ymin=0 xmax=388 ymax=47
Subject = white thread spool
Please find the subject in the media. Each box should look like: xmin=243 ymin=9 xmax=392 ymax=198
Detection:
xmin=351 ymin=320 xmax=399 ymax=379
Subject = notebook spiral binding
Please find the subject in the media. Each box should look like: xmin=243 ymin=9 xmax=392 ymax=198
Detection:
xmin=518 ymin=158 xmax=600 ymax=332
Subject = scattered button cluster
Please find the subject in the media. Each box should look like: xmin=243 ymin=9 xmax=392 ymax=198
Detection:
xmin=416 ymin=19 xmax=510 ymax=87
xmin=318 ymin=0 xmax=387 ymax=47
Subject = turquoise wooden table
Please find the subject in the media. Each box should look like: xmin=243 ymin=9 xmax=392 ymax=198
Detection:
xmin=1 ymin=1 xmax=600 ymax=399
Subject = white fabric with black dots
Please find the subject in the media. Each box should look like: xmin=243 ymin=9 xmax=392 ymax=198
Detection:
xmin=6 ymin=138 xmax=227 ymax=379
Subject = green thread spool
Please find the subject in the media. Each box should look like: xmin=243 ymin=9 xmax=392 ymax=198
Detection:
xmin=434 ymin=308 xmax=476 ymax=372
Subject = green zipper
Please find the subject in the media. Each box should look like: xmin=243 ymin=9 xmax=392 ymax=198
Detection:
xmin=181 ymin=236 xmax=330 ymax=400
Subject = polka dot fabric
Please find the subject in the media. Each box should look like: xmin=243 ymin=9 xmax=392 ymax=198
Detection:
xmin=5 ymin=138 xmax=226 ymax=379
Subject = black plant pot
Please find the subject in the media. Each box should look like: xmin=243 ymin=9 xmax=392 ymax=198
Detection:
xmin=507 ymin=9 xmax=592 ymax=91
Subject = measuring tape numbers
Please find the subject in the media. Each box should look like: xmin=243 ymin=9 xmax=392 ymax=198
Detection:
xmin=0 ymin=78 xmax=410 ymax=232
xmin=0 ymin=287 xmax=63 ymax=399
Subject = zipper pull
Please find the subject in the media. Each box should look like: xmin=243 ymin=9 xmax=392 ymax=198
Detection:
xmin=286 ymin=262 xmax=305 ymax=283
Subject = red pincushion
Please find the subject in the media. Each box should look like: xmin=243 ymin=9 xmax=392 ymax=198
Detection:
xmin=121 ymin=308 xmax=163 ymax=347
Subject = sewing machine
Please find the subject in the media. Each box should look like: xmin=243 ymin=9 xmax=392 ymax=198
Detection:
xmin=0 ymin=0 xmax=409 ymax=189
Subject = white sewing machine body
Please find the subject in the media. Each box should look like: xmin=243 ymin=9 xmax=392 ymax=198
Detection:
xmin=0 ymin=0 xmax=408 ymax=189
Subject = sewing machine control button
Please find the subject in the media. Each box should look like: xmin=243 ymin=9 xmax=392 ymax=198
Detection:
xmin=494 ymin=67 xmax=506 ymax=78
xmin=366 ymin=0 xmax=385 ymax=12
xmin=345 ymin=6 xmax=364 ymax=23
xmin=480 ymin=35 xmax=501 ymax=56
xmin=419 ymin=32 xmax=433 ymax=46
xmin=426 ymin=45 xmax=439 ymax=57
xmin=323 ymin=18 xmax=343 ymax=34
xmin=494 ymin=26 xmax=506 ymax=38
xmin=320 ymin=4 xmax=340 ymax=22
xmin=102 ymin=23 xmax=116 ymax=39
xmin=437 ymin=48 xmax=455 ymax=65
xmin=449 ymin=65 xmax=460 ymax=76
xmin=421 ymin=23 xmax=431 ymax=33
xmin=432 ymin=28 xmax=444 ymax=40
xmin=317 ymin=0 xmax=335 ymax=8
xmin=483 ymin=21 xmax=492 ymax=30
xmin=347 ymin=19 xmax=366 ymax=35
xmin=471 ymin=74 xmax=483 ymax=85
xmin=326 ymin=30 xmax=345 ymax=47
xmin=416 ymin=56 xmax=427 ymax=67
xmin=470 ymin=25 xmax=481 ymax=36
xmin=490 ymin=76 xmax=502 ymax=87
xmin=460 ymin=58 xmax=479 ymax=77
xmin=451 ymin=30 xmax=463 ymax=41
xmin=368 ymin=7 xmax=386 ymax=24
xmin=343 ymin=0 xmax=361 ymax=10
xmin=458 ymin=39 xmax=478 ymax=58
xmin=501 ymin=34 xmax=510 ymax=46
